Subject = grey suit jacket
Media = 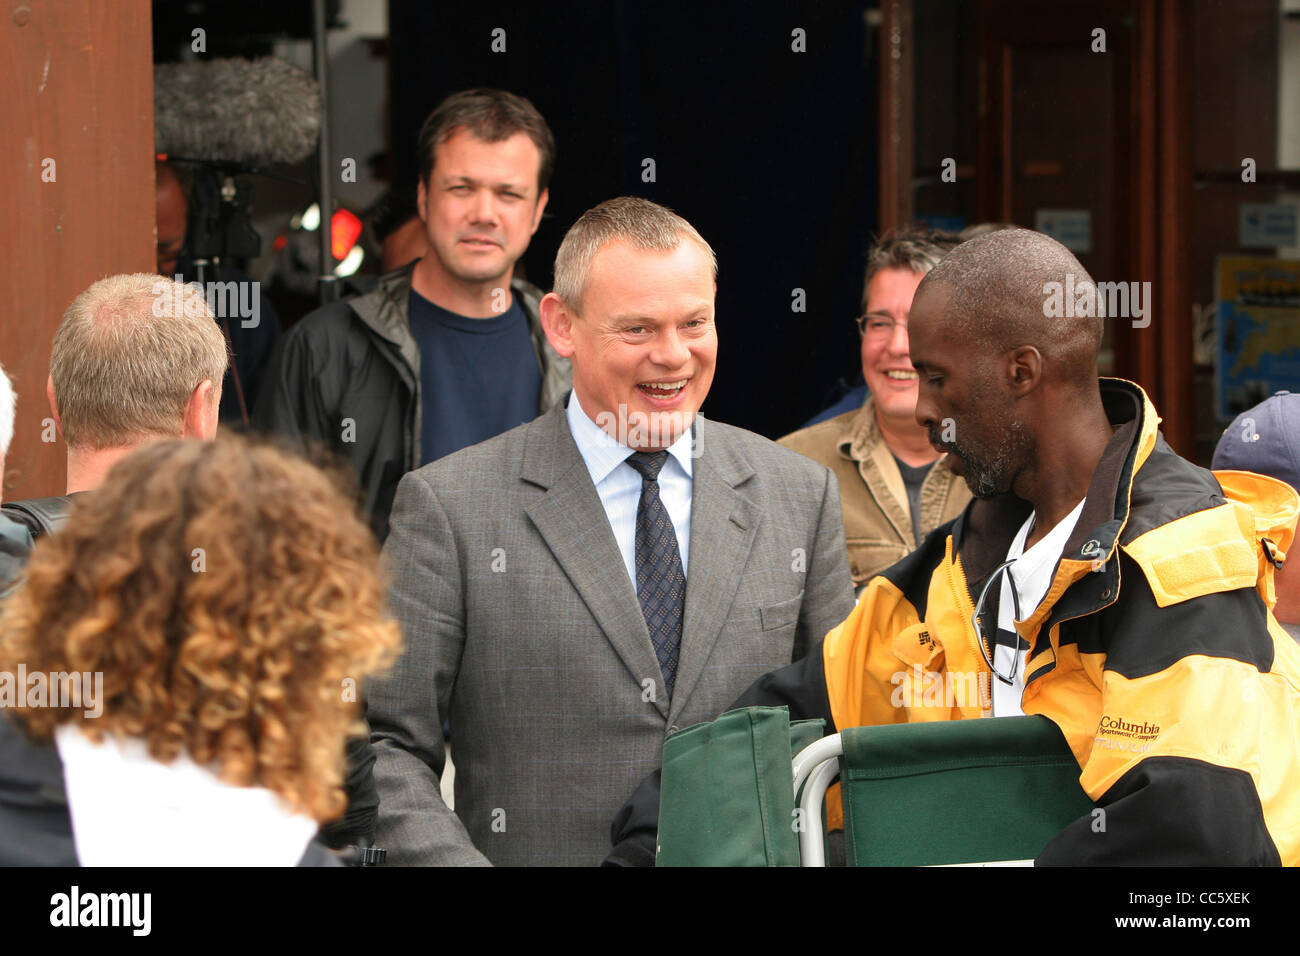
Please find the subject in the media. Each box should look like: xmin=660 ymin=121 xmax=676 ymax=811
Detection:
xmin=369 ymin=402 xmax=855 ymax=865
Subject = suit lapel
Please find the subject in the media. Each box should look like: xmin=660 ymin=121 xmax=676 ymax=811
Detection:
xmin=522 ymin=405 xmax=669 ymax=719
xmin=672 ymin=416 xmax=759 ymax=720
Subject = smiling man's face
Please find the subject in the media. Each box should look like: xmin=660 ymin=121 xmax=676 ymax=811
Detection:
xmin=559 ymin=238 xmax=717 ymax=449
xmin=417 ymin=127 xmax=547 ymax=287
xmin=860 ymin=266 xmax=926 ymax=429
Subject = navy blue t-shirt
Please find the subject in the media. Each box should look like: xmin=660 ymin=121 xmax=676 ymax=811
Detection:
xmin=408 ymin=288 xmax=542 ymax=465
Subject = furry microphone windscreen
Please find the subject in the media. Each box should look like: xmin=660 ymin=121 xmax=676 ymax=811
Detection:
xmin=154 ymin=57 xmax=322 ymax=168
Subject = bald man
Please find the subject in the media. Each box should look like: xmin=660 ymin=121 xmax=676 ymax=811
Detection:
xmin=610 ymin=228 xmax=1300 ymax=866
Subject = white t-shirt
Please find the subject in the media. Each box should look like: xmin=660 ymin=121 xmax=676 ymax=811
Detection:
xmin=992 ymin=499 xmax=1086 ymax=717
xmin=55 ymin=726 xmax=319 ymax=866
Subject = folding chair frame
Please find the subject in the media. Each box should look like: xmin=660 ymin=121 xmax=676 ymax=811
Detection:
xmin=791 ymin=734 xmax=843 ymax=867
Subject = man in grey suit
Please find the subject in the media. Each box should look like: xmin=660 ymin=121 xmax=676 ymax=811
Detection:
xmin=369 ymin=197 xmax=855 ymax=865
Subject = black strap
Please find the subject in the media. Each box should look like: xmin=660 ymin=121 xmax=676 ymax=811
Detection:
xmin=0 ymin=495 xmax=78 ymax=538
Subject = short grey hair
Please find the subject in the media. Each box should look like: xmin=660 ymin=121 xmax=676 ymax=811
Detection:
xmin=50 ymin=274 xmax=229 ymax=450
xmin=0 ymin=362 xmax=14 ymax=456
xmin=862 ymin=229 xmax=962 ymax=310
xmin=552 ymin=196 xmax=717 ymax=312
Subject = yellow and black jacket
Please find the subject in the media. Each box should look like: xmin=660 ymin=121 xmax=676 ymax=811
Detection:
xmin=609 ymin=378 xmax=1300 ymax=865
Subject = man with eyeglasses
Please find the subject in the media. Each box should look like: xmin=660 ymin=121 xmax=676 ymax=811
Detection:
xmin=611 ymin=227 xmax=1300 ymax=865
xmin=780 ymin=231 xmax=970 ymax=589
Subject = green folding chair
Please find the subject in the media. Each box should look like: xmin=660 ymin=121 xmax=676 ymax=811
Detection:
xmin=656 ymin=707 xmax=1094 ymax=866
xmin=793 ymin=715 xmax=1095 ymax=866
xmin=656 ymin=706 xmax=823 ymax=867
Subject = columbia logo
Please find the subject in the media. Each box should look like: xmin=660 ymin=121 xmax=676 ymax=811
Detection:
xmin=1097 ymin=715 xmax=1161 ymax=740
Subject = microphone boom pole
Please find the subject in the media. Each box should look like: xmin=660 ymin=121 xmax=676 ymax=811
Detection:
xmin=312 ymin=0 xmax=339 ymax=305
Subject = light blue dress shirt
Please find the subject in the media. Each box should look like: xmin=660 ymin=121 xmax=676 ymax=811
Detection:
xmin=565 ymin=391 xmax=694 ymax=587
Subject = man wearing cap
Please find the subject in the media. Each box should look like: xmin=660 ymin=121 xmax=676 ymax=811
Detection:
xmin=1214 ymin=392 xmax=1300 ymax=643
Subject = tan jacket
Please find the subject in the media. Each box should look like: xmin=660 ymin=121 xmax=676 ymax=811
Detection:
xmin=779 ymin=396 xmax=970 ymax=587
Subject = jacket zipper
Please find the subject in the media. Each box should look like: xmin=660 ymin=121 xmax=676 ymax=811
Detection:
xmin=944 ymin=536 xmax=993 ymax=716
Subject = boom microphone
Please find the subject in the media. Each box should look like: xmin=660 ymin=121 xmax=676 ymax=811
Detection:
xmin=154 ymin=57 xmax=322 ymax=168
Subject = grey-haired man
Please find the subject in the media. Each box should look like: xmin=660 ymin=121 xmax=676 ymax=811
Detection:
xmin=368 ymin=197 xmax=855 ymax=865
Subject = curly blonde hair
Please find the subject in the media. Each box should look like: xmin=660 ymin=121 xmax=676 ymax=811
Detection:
xmin=0 ymin=436 xmax=401 ymax=823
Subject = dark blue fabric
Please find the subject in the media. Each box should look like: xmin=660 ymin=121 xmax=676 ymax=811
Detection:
xmin=627 ymin=451 xmax=685 ymax=698
xmin=804 ymin=384 xmax=869 ymax=428
xmin=408 ymin=289 xmax=542 ymax=465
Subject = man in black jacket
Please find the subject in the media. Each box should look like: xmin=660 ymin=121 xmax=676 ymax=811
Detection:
xmin=254 ymin=89 xmax=571 ymax=542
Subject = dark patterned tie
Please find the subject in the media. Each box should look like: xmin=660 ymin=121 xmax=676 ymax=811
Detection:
xmin=626 ymin=451 xmax=685 ymax=699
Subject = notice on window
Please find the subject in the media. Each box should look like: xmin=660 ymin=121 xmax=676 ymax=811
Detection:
xmin=1034 ymin=209 xmax=1091 ymax=253
xmin=1216 ymin=256 xmax=1300 ymax=419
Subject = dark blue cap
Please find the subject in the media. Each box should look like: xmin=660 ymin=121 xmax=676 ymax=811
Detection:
xmin=1212 ymin=392 xmax=1300 ymax=495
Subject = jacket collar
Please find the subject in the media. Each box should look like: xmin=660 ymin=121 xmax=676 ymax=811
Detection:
xmin=837 ymin=395 xmax=958 ymax=480
xmin=349 ymin=262 xmax=551 ymax=370
xmin=520 ymin=399 xmax=753 ymax=491
xmin=955 ymin=377 xmax=1157 ymax=598
xmin=838 ymin=395 xmax=879 ymax=464
xmin=350 ymin=261 xmax=417 ymax=342
xmin=836 ymin=394 xmax=960 ymax=545
xmin=837 ymin=397 xmax=909 ymax=541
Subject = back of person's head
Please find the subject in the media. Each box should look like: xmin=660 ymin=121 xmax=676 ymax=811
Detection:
xmin=0 ymin=435 xmax=401 ymax=823
xmin=862 ymin=229 xmax=962 ymax=310
xmin=50 ymin=274 xmax=228 ymax=450
xmin=370 ymin=186 xmax=429 ymax=273
xmin=371 ymin=187 xmax=421 ymax=245
xmin=1213 ymin=393 xmax=1300 ymax=494
xmin=417 ymin=87 xmax=556 ymax=192
xmin=957 ymin=221 xmax=1017 ymax=242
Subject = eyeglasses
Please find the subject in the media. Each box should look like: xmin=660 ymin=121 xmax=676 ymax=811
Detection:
xmin=971 ymin=559 xmax=1024 ymax=686
xmin=855 ymin=314 xmax=908 ymax=340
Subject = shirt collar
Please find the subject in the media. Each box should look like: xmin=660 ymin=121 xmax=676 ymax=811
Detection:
xmin=565 ymin=391 xmax=696 ymax=484
xmin=839 ymin=394 xmax=879 ymax=463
